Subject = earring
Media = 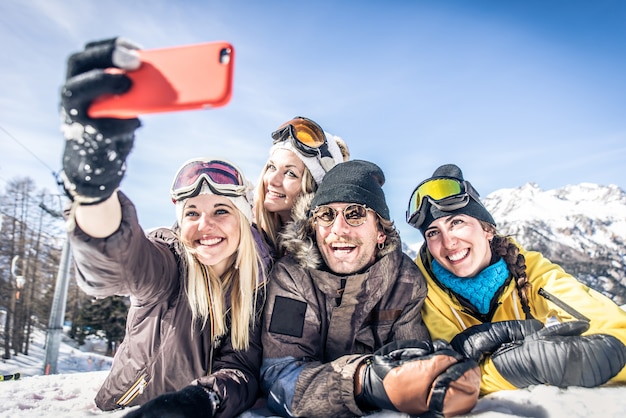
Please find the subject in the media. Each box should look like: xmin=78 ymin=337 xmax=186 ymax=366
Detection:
xmin=377 ymin=241 xmax=385 ymax=250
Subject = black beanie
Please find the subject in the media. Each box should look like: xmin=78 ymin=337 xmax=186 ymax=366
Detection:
xmin=310 ymin=160 xmax=390 ymax=220
xmin=416 ymin=164 xmax=496 ymax=235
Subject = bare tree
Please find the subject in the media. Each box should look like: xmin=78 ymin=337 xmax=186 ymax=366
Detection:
xmin=1 ymin=177 xmax=64 ymax=359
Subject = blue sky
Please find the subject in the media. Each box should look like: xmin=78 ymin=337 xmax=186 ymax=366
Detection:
xmin=1 ymin=0 xmax=625 ymax=245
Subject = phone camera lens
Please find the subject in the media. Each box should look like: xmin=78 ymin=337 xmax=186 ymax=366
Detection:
xmin=219 ymin=48 xmax=231 ymax=65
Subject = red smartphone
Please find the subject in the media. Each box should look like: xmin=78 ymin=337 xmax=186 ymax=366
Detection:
xmin=88 ymin=41 xmax=235 ymax=118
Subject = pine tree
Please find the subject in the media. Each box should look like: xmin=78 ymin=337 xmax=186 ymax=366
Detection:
xmin=75 ymin=296 xmax=128 ymax=356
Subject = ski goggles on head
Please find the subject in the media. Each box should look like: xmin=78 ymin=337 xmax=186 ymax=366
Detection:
xmin=312 ymin=204 xmax=372 ymax=227
xmin=406 ymin=177 xmax=480 ymax=228
xmin=271 ymin=116 xmax=333 ymax=159
xmin=170 ymin=158 xmax=247 ymax=203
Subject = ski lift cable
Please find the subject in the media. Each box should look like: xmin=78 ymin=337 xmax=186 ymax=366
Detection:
xmin=1 ymin=124 xmax=58 ymax=179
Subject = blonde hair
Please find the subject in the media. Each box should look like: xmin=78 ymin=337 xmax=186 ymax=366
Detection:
xmin=254 ymin=137 xmax=350 ymax=252
xmin=181 ymin=209 xmax=262 ymax=350
xmin=254 ymin=161 xmax=317 ymax=252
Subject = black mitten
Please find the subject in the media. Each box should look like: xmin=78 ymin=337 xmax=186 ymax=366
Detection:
xmin=492 ymin=330 xmax=626 ymax=388
xmin=60 ymin=37 xmax=142 ymax=204
xmin=450 ymin=319 xmax=545 ymax=361
xmin=123 ymin=385 xmax=220 ymax=418
xmin=356 ymin=340 xmax=480 ymax=417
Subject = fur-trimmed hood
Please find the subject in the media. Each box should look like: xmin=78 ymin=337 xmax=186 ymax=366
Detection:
xmin=279 ymin=192 xmax=401 ymax=270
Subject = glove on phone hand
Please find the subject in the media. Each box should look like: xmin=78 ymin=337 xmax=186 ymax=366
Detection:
xmin=123 ymin=385 xmax=219 ymax=418
xmin=492 ymin=326 xmax=626 ymax=388
xmin=355 ymin=340 xmax=480 ymax=417
xmin=60 ymin=37 xmax=141 ymax=204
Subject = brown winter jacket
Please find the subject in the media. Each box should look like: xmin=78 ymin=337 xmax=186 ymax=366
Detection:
xmin=67 ymin=192 xmax=270 ymax=417
xmin=259 ymin=194 xmax=431 ymax=417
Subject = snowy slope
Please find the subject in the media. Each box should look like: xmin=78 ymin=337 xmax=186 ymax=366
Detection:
xmin=0 ymin=327 xmax=127 ymax=417
xmin=484 ymin=182 xmax=626 ymax=253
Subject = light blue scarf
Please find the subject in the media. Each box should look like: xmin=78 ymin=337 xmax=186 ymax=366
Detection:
xmin=432 ymin=258 xmax=510 ymax=315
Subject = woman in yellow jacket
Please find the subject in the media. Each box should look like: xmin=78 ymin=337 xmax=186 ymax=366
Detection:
xmin=406 ymin=163 xmax=626 ymax=395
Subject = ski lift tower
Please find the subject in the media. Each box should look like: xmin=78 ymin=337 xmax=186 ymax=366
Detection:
xmin=40 ymin=201 xmax=72 ymax=375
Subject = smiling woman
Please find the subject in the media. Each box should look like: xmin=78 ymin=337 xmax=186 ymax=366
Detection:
xmin=407 ymin=163 xmax=626 ymax=395
xmin=253 ymin=116 xmax=349 ymax=258
xmin=59 ymin=37 xmax=273 ymax=418
xmin=179 ymin=194 xmax=242 ymax=275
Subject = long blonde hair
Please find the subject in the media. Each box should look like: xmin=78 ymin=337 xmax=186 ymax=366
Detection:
xmin=182 ymin=209 xmax=262 ymax=350
xmin=254 ymin=163 xmax=317 ymax=252
xmin=254 ymin=136 xmax=350 ymax=252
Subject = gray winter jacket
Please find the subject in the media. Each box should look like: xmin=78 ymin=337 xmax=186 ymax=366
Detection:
xmin=259 ymin=195 xmax=430 ymax=417
xmin=68 ymin=191 xmax=271 ymax=417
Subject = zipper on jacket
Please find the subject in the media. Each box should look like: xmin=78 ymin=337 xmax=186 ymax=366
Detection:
xmin=116 ymin=374 xmax=149 ymax=407
xmin=538 ymin=288 xmax=590 ymax=322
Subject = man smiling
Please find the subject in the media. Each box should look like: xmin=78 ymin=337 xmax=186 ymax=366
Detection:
xmin=254 ymin=160 xmax=480 ymax=418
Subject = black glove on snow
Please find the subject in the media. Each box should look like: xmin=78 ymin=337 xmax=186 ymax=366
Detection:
xmin=124 ymin=385 xmax=220 ymax=418
xmin=60 ymin=37 xmax=141 ymax=204
xmin=491 ymin=323 xmax=626 ymax=388
xmin=356 ymin=339 xmax=480 ymax=417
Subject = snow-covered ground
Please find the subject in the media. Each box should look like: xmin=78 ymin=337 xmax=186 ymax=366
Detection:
xmin=1 ymin=327 xmax=625 ymax=417
xmin=0 ymin=327 xmax=127 ymax=417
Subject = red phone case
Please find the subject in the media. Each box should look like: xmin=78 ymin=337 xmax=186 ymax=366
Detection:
xmin=88 ymin=41 xmax=235 ymax=118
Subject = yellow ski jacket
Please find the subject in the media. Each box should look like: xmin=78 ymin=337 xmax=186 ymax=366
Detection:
xmin=415 ymin=243 xmax=626 ymax=394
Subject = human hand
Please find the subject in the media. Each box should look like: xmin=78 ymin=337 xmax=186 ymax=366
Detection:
xmin=450 ymin=319 xmax=545 ymax=361
xmin=60 ymin=37 xmax=141 ymax=204
xmin=355 ymin=339 xmax=480 ymax=417
xmin=123 ymin=385 xmax=219 ymax=418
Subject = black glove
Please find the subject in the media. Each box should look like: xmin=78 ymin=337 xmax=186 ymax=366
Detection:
xmin=356 ymin=339 xmax=480 ymax=417
xmin=492 ymin=325 xmax=626 ymax=388
xmin=124 ymin=385 xmax=220 ymax=418
xmin=59 ymin=37 xmax=142 ymax=204
xmin=450 ymin=319 xmax=546 ymax=361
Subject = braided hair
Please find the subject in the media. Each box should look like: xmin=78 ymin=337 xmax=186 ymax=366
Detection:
xmin=481 ymin=221 xmax=534 ymax=319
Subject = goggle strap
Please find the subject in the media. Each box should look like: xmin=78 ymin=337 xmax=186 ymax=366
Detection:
xmin=427 ymin=194 xmax=471 ymax=211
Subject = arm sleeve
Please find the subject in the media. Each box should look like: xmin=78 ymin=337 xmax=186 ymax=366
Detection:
xmin=523 ymin=248 xmax=626 ymax=382
xmin=68 ymin=191 xmax=179 ymax=303
xmin=477 ymin=247 xmax=626 ymax=393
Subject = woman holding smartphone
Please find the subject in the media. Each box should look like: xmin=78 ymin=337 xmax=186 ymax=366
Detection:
xmin=59 ymin=37 xmax=271 ymax=418
xmin=254 ymin=116 xmax=349 ymax=257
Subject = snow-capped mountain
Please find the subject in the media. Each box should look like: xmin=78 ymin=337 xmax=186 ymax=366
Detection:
xmin=484 ymin=182 xmax=626 ymax=304
xmin=403 ymin=182 xmax=626 ymax=304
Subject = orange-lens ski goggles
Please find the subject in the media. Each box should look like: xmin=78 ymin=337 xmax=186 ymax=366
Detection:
xmin=271 ymin=116 xmax=331 ymax=158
